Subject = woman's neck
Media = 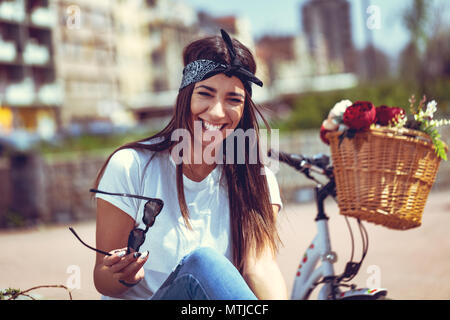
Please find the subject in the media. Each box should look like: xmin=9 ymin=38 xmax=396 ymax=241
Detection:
xmin=182 ymin=162 xmax=217 ymax=182
xmin=169 ymin=140 xmax=220 ymax=182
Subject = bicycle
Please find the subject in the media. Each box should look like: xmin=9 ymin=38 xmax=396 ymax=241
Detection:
xmin=268 ymin=149 xmax=389 ymax=300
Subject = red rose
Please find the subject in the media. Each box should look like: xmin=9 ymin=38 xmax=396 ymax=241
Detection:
xmin=320 ymin=124 xmax=331 ymax=145
xmin=343 ymin=101 xmax=376 ymax=130
xmin=376 ymin=105 xmax=406 ymax=126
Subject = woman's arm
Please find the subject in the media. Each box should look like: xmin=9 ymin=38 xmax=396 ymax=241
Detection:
xmin=93 ymin=198 xmax=149 ymax=297
xmin=243 ymin=205 xmax=288 ymax=300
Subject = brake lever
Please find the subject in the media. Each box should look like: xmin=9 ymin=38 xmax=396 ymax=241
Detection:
xmin=300 ymin=161 xmax=325 ymax=185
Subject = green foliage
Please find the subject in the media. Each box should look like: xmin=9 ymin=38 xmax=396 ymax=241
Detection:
xmin=278 ymin=80 xmax=424 ymax=131
xmin=0 ymin=288 xmax=20 ymax=300
xmin=420 ymin=119 xmax=448 ymax=161
xmin=276 ymin=78 xmax=450 ymax=133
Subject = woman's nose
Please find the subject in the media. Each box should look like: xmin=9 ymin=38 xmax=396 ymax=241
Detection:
xmin=208 ymin=99 xmax=226 ymax=119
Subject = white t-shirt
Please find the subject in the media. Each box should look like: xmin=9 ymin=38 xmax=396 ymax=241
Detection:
xmin=95 ymin=140 xmax=283 ymax=300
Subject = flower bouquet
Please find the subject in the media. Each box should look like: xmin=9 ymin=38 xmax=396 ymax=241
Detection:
xmin=320 ymin=96 xmax=449 ymax=230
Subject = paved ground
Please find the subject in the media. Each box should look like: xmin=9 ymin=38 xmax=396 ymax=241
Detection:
xmin=1 ymin=189 xmax=449 ymax=300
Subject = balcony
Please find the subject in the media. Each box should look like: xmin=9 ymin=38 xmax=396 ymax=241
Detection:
xmin=30 ymin=6 xmax=57 ymax=28
xmin=5 ymin=78 xmax=63 ymax=107
xmin=23 ymin=39 xmax=50 ymax=65
xmin=37 ymin=81 xmax=64 ymax=105
xmin=0 ymin=0 xmax=26 ymax=23
xmin=0 ymin=37 xmax=16 ymax=62
xmin=5 ymin=77 xmax=35 ymax=106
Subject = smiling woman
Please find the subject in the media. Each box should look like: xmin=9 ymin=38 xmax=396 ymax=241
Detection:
xmin=89 ymin=29 xmax=287 ymax=300
xmin=190 ymin=75 xmax=245 ymax=148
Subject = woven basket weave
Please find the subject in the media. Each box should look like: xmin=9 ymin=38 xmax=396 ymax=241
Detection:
xmin=327 ymin=127 xmax=447 ymax=230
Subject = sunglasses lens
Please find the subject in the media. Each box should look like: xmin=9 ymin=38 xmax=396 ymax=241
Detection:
xmin=143 ymin=200 xmax=163 ymax=227
xmin=127 ymin=229 xmax=145 ymax=252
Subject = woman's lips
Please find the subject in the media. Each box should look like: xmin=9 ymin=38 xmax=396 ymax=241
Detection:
xmin=199 ymin=119 xmax=227 ymax=131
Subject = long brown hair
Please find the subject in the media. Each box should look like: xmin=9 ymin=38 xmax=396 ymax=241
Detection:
xmin=93 ymin=34 xmax=281 ymax=273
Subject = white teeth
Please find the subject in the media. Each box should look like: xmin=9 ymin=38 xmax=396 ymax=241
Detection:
xmin=202 ymin=120 xmax=223 ymax=131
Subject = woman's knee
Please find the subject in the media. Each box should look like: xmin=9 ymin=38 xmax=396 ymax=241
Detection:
xmin=181 ymin=247 xmax=235 ymax=275
xmin=178 ymin=247 xmax=256 ymax=300
xmin=183 ymin=247 xmax=225 ymax=268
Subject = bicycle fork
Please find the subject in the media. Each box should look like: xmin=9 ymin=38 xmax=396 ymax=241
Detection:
xmin=290 ymin=186 xmax=339 ymax=300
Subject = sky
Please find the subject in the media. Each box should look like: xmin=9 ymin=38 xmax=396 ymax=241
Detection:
xmin=183 ymin=0 xmax=450 ymax=58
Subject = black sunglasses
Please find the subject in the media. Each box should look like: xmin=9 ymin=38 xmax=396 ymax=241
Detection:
xmin=69 ymin=189 xmax=164 ymax=256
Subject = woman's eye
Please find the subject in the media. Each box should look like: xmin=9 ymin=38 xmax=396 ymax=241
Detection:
xmin=229 ymin=98 xmax=243 ymax=103
xmin=198 ymin=92 xmax=212 ymax=97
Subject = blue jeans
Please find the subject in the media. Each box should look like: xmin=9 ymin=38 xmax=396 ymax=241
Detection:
xmin=150 ymin=247 xmax=257 ymax=300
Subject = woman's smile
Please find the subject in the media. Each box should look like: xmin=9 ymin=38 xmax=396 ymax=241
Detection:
xmin=200 ymin=118 xmax=228 ymax=132
xmin=190 ymin=73 xmax=245 ymax=149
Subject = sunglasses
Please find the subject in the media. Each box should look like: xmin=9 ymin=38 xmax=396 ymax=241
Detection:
xmin=69 ymin=188 xmax=164 ymax=256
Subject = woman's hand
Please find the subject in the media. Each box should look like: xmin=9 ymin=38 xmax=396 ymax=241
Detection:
xmin=103 ymin=248 xmax=149 ymax=285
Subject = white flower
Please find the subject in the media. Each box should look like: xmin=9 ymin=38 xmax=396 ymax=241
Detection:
xmin=394 ymin=114 xmax=407 ymax=128
xmin=322 ymin=118 xmax=338 ymax=131
xmin=430 ymin=119 xmax=450 ymax=127
xmin=328 ymin=100 xmax=352 ymax=121
xmin=424 ymin=100 xmax=437 ymax=119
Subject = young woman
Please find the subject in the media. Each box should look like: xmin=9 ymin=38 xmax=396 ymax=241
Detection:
xmin=91 ymin=30 xmax=287 ymax=300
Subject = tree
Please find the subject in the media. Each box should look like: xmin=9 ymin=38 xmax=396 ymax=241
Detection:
xmin=400 ymin=0 xmax=431 ymax=91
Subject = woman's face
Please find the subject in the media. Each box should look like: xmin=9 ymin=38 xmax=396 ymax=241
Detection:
xmin=190 ymin=73 xmax=246 ymax=152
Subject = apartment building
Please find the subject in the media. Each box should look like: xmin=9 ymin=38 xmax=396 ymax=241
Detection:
xmin=128 ymin=0 xmax=199 ymax=122
xmin=0 ymin=0 xmax=60 ymax=137
xmin=302 ymin=0 xmax=355 ymax=74
xmin=52 ymin=0 xmax=120 ymax=128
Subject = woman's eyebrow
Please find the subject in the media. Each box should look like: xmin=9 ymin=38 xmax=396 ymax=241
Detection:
xmin=195 ymin=85 xmax=216 ymax=92
xmin=195 ymin=85 xmax=244 ymax=98
xmin=227 ymin=92 xmax=245 ymax=99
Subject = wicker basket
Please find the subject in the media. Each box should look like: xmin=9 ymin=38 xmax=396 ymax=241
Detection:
xmin=327 ymin=127 xmax=447 ymax=230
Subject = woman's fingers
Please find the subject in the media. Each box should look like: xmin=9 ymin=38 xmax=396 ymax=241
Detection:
xmin=101 ymin=247 xmax=149 ymax=283
xmin=112 ymin=251 xmax=149 ymax=281
xmin=103 ymin=248 xmax=128 ymax=267
xmin=108 ymin=252 xmax=138 ymax=273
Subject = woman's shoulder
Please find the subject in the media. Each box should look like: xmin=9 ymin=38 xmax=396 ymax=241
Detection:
xmin=262 ymin=165 xmax=278 ymax=179
xmin=109 ymin=137 xmax=167 ymax=169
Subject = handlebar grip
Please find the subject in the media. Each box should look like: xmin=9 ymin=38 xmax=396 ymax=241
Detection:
xmin=268 ymin=149 xmax=305 ymax=170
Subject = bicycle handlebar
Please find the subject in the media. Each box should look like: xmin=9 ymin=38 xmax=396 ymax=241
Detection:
xmin=269 ymin=149 xmax=370 ymax=287
xmin=268 ymin=149 xmax=333 ymax=180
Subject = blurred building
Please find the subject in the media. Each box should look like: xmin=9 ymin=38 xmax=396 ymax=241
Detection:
xmin=1 ymin=0 xmax=201 ymax=133
xmin=2 ymin=0 xmax=359 ymax=137
xmin=301 ymin=0 xmax=355 ymax=74
xmin=256 ymin=34 xmax=312 ymax=87
xmin=255 ymin=32 xmax=357 ymax=97
xmin=112 ymin=0 xmax=156 ymax=127
xmin=0 ymin=0 xmax=61 ymax=138
xmin=197 ymin=12 xmax=253 ymax=49
xmin=125 ymin=0 xmax=199 ymax=123
xmin=52 ymin=0 xmax=120 ymax=129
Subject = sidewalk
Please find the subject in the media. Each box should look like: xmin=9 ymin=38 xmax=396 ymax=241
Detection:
xmin=1 ymin=189 xmax=449 ymax=300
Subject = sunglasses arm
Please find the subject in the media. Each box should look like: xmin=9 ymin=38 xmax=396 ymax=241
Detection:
xmin=69 ymin=227 xmax=112 ymax=256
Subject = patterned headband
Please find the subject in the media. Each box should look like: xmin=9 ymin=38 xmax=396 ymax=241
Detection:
xmin=179 ymin=29 xmax=263 ymax=95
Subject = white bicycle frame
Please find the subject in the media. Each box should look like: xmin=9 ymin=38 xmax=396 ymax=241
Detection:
xmin=272 ymin=150 xmax=388 ymax=300
xmin=290 ymin=216 xmax=338 ymax=300
xmin=288 ymin=199 xmax=389 ymax=300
